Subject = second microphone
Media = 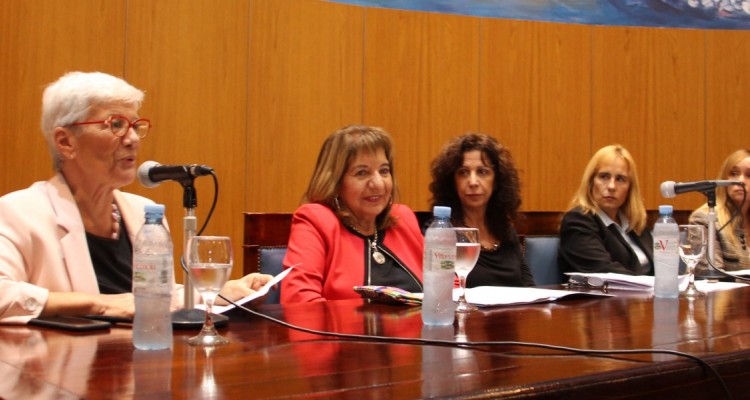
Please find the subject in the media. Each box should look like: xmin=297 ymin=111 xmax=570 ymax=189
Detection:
xmin=137 ymin=161 xmax=214 ymax=188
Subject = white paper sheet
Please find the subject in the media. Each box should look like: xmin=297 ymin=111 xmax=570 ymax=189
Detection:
xmin=693 ymin=280 xmax=747 ymax=292
xmin=565 ymin=272 xmax=654 ymax=290
xmin=453 ymin=286 xmax=611 ymax=307
xmin=197 ymin=265 xmax=294 ymax=314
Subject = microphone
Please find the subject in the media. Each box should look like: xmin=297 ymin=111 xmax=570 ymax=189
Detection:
xmin=660 ymin=180 xmax=743 ymax=198
xmin=137 ymin=160 xmax=214 ymax=188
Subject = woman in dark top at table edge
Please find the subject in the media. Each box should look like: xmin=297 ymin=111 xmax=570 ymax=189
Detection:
xmin=428 ymin=133 xmax=534 ymax=287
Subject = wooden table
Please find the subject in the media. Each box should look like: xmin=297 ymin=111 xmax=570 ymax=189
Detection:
xmin=2 ymin=286 xmax=750 ymax=399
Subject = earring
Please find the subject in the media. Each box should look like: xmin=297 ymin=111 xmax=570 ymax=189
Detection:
xmin=334 ymin=196 xmax=343 ymax=211
xmin=741 ymin=232 xmax=746 ymax=251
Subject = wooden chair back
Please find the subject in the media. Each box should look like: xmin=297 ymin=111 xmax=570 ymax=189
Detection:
xmin=243 ymin=209 xmax=692 ymax=275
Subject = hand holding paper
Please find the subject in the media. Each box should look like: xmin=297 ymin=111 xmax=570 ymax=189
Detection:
xmin=198 ymin=265 xmax=295 ymax=314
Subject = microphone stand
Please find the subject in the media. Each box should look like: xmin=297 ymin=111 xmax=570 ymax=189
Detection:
xmin=698 ymin=189 xmax=724 ymax=280
xmin=700 ymin=190 xmax=717 ymax=354
xmin=171 ymin=180 xmax=229 ymax=329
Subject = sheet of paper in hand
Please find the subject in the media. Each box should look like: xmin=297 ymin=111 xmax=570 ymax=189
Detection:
xmin=199 ymin=265 xmax=295 ymax=314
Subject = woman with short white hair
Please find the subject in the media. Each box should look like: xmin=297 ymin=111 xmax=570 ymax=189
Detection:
xmin=0 ymin=71 xmax=270 ymax=324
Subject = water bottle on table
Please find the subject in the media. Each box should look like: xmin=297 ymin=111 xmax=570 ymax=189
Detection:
xmin=653 ymin=204 xmax=680 ymax=298
xmin=133 ymin=204 xmax=174 ymax=350
xmin=421 ymin=206 xmax=456 ymax=325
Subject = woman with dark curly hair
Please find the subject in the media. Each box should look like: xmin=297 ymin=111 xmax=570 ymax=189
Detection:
xmin=429 ymin=133 xmax=534 ymax=287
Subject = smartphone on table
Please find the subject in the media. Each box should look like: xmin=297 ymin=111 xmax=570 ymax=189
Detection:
xmin=28 ymin=316 xmax=111 ymax=332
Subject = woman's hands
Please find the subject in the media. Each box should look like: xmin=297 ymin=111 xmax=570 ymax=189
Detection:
xmin=43 ymin=292 xmax=135 ymax=319
xmin=215 ymin=273 xmax=274 ymax=306
xmin=40 ymin=272 xmax=276 ymax=320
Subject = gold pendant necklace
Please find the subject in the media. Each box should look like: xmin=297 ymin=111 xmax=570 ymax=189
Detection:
xmin=371 ymin=230 xmax=386 ymax=264
xmin=349 ymin=223 xmax=386 ymax=264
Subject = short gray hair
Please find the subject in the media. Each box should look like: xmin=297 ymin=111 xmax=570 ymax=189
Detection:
xmin=41 ymin=71 xmax=144 ymax=170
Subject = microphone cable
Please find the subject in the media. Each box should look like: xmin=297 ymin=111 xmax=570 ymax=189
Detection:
xmin=220 ymin=295 xmax=732 ymax=400
xmin=704 ymin=185 xmax=750 ymax=283
xmin=196 ymin=170 xmax=219 ymax=236
xmin=179 ymin=170 xmax=219 ymax=274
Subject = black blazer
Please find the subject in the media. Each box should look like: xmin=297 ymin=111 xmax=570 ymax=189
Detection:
xmin=558 ymin=208 xmax=654 ymax=275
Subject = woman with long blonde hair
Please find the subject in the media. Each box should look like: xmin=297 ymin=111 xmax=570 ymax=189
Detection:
xmin=558 ymin=145 xmax=653 ymax=275
xmin=690 ymin=149 xmax=750 ymax=272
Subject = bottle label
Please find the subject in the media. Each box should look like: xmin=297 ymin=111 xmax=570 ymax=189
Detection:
xmin=654 ymin=239 xmax=677 ymax=253
xmin=133 ymin=255 xmax=172 ymax=289
xmin=429 ymin=247 xmax=456 ymax=270
xmin=654 ymin=239 xmax=668 ymax=252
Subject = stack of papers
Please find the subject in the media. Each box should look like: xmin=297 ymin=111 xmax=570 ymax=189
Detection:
xmin=565 ymin=272 xmax=653 ymax=291
xmin=693 ymin=280 xmax=747 ymax=292
xmin=454 ymin=286 xmax=611 ymax=307
xmin=564 ymin=272 xmax=747 ymax=293
xmin=351 ymin=285 xmax=609 ymax=307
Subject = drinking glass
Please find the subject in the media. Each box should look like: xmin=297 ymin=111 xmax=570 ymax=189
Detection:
xmin=187 ymin=236 xmax=233 ymax=346
xmin=454 ymin=228 xmax=481 ymax=313
xmin=678 ymin=225 xmax=706 ymax=299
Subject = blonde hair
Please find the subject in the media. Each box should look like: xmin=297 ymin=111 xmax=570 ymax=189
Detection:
xmin=702 ymin=149 xmax=750 ymax=248
xmin=304 ymin=125 xmax=399 ymax=230
xmin=568 ymin=144 xmax=647 ymax=234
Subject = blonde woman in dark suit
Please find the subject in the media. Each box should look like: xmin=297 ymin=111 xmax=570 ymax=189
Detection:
xmin=558 ymin=145 xmax=653 ymax=275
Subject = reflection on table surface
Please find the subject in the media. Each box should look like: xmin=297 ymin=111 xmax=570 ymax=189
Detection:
xmin=3 ymin=286 xmax=750 ymax=399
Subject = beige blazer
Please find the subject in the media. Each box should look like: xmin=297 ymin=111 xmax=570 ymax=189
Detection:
xmin=0 ymin=174 xmax=179 ymax=324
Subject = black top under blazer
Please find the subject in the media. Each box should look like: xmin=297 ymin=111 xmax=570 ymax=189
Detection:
xmin=558 ymin=207 xmax=654 ymax=275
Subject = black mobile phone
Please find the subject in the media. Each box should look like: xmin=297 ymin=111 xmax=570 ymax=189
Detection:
xmin=28 ymin=316 xmax=111 ymax=332
xmin=84 ymin=314 xmax=133 ymax=324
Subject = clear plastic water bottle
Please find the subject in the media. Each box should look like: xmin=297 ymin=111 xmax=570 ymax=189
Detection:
xmin=133 ymin=204 xmax=174 ymax=350
xmin=653 ymin=205 xmax=680 ymax=298
xmin=421 ymin=206 xmax=456 ymax=325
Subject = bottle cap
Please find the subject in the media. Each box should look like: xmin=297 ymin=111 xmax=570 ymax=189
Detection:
xmin=433 ymin=206 xmax=451 ymax=218
xmin=144 ymin=204 xmax=166 ymax=218
xmin=658 ymin=205 xmax=673 ymax=215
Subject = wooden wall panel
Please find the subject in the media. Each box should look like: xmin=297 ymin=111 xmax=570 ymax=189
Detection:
xmin=124 ymin=0 xmax=250 ymax=279
xmin=0 ymin=0 xmax=126 ymax=195
xmin=705 ymin=30 xmax=750 ymax=179
xmin=362 ymin=8 xmax=480 ymax=211
xmin=247 ymin=0 xmax=364 ymax=213
xmin=592 ymin=26 xmax=705 ymax=211
xmin=2 ymin=0 xmax=750 ymax=277
xmin=480 ymin=20 xmax=591 ymax=211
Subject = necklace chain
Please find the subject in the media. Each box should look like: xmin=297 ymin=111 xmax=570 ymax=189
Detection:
xmin=481 ymin=240 xmax=501 ymax=252
xmin=460 ymin=221 xmax=500 ymax=252
xmin=741 ymin=231 xmax=747 ymax=251
xmin=348 ymin=224 xmax=385 ymax=264
xmin=111 ymin=203 xmax=121 ymax=240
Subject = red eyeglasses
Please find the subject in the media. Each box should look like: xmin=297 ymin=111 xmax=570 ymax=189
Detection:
xmin=69 ymin=115 xmax=151 ymax=138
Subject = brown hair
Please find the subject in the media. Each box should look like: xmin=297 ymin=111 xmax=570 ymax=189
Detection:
xmin=304 ymin=125 xmax=399 ymax=230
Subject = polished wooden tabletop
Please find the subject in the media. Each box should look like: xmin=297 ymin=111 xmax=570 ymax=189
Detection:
xmin=3 ymin=286 xmax=750 ymax=399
